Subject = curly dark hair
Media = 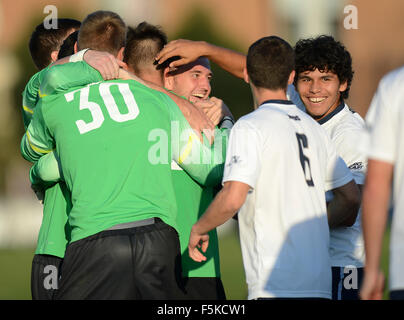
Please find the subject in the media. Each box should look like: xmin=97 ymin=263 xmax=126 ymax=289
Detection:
xmin=293 ymin=35 xmax=354 ymax=100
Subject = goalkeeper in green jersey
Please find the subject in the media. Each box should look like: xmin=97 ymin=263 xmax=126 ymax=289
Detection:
xmin=22 ymin=10 xmax=225 ymax=300
xmin=22 ymin=18 xmax=80 ymax=300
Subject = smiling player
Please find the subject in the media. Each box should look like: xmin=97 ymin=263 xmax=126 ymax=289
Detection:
xmin=294 ymin=35 xmax=367 ymax=300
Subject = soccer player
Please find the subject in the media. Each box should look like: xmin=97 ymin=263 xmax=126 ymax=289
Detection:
xmin=21 ymin=10 xmax=224 ymax=300
xmin=22 ymin=18 xmax=80 ymax=300
xmin=162 ymin=55 xmax=231 ymax=299
xmin=360 ymin=66 xmax=404 ymax=300
xmin=293 ymin=35 xmax=367 ymax=300
xmin=23 ymin=18 xmax=81 ymax=128
xmin=124 ymin=22 xmax=233 ymax=128
xmin=188 ymin=36 xmax=361 ymax=299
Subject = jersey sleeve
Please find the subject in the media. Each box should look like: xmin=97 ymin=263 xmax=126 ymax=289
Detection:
xmin=333 ymin=127 xmax=367 ymax=185
xmin=21 ymin=67 xmax=49 ymax=130
xmin=323 ymin=130 xmax=354 ymax=192
xmin=222 ymin=118 xmax=262 ymax=189
xmin=365 ymin=78 xmax=397 ymax=164
xmin=40 ymin=61 xmax=103 ymax=96
xmin=30 ymin=151 xmax=62 ymax=186
xmin=165 ymin=94 xmax=228 ymax=187
xmin=20 ymin=98 xmax=54 ymax=163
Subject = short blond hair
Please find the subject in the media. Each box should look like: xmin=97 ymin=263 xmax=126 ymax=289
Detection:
xmin=78 ymin=10 xmax=126 ymax=55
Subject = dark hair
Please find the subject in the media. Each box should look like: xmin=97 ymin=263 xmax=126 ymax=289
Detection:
xmin=247 ymin=36 xmax=295 ymax=90
xmin=78 ymin=10 xmax=126 ymax=55
xmin=58 ymin=30 xmax=78 ymax=59
xmin=294 ymin=35 xmax=354 ymax=100
xmin=29 ymin=18 xmax=81 ymax=70
xmin=123 ymin=22 xmax=168 ymax=74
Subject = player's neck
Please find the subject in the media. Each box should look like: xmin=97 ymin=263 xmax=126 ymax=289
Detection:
xmin=253 ymin=87 xmax=288 ymax=109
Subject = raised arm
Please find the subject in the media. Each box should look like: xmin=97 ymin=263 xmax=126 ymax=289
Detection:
xmin=119 ymin=67 xmax=215 ymax=138
xmin=155 ymin=39 xmax=246 ymax=79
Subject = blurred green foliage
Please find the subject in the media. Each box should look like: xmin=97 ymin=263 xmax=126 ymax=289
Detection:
xmin=169 ymin=6 xmax=253 ymax=121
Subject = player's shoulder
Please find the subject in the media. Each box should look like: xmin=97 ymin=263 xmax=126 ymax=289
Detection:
xmin=328 ymin=104 xmax=365 ymax=139
xmin=380 ymin=65 xmax=404 ymax=89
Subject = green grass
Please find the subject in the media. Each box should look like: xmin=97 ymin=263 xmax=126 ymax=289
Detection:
xmin=0 ymin=248 xmax=34 ymax=300
xmin=218 ymin=225 xmax=248 ymax=299
xmin=0 ymin=226 xmax=391 ymax=300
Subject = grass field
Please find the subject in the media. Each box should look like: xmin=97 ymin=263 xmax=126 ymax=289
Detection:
xmin=0 ymin=226 xmax=390 ymax=300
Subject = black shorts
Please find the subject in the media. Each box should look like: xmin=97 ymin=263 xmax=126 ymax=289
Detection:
xmin=390 ymin=290 xmax=404 ymax=300
xmin=54 ymin=218 xmax=183 ymax=300
xmin=181 ymin=277 xmax=226 ymax=300
xmin=31 ymin=254 xmax=63 ymax=300
xmin=332 ymin=266 xmax=364 ymax=300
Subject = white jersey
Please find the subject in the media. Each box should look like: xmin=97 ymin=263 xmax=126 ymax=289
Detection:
xmin=223 ymin=100 xmax=353 ymax=299
xmin=365 ymin=65 xmax=404 ymax=291
xmin=320 ymin=103 xmax=367 ymax=268
xmin=287 ymin=84 xmax=366 ymax=268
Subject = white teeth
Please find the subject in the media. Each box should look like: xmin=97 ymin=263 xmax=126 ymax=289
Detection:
xmin=309 ymin=97 xmax=326 ymax=103
xmin=192 ymin=93 xmax=204 ymax=98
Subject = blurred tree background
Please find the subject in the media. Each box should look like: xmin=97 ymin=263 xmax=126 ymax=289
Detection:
xmin=170 ymin=7 xmax=253 ymax=121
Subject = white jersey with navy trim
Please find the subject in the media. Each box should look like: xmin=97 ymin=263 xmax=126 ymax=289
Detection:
xmin=366 ymin=65 xmax=404 ymax=291
xmin=223 ymin=100 xmax=353 ymax=299
xmin=320 ymin=103 xmax=367 ymax=268
xmin=286 ymin=84 xmax=367 ymax=268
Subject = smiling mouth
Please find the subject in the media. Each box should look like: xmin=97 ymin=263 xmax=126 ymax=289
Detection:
xmin=192 ymin=93 xmax=206 ymax=100
xmin=308 ymin=97 xmax=326 ymax=103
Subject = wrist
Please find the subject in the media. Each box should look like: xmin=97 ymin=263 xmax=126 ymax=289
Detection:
xmin=219 ymin=115 xmax=235 ymax=129
xmin=199 ymin=41 xmax=211 ymax=57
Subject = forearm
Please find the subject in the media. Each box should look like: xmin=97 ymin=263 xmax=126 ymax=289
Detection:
xmin=200 ymin=41 xmax=246 ymax=79
xmin=20 ymin=133 xmax=48 ymax=163
xmin=327 ymin=180 xmax=360 ymax=228
xmin=30 ymin=151 xmax=62 ymax=185
xmin=362 ymin=161 xmax=392 ymax=273
xmin=192 ymin=186 xmax=240 ymax=235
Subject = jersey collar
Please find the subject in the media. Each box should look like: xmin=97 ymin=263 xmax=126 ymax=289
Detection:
xmin=317 ymin=101 xmax=345 ymax=125
xmin=260 ymin=99 xmax=294 ymax=107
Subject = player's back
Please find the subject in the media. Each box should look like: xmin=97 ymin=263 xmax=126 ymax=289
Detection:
xmin=40 ymin=79 xmax=178 ymax=242
xmin=236 ymin=101 xmax=343 ymax=299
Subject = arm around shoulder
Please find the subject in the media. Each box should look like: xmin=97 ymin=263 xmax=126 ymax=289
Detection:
xmin=327 ymin=179 xmax=361 ymax=228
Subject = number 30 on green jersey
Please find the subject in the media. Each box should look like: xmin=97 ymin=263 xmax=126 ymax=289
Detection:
xmin=65 ymin=82 xmax=140 ymax=134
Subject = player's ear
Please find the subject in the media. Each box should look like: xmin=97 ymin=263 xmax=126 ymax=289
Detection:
xmin=163 ymin=67 xmax=174 ymax=90
xmin=339 ymin=80 xmax=348 ymax=93
xmin=50 ymin=50 xmax=59 ymax=62
xmin=243 ymin=67 xmax=249 ymax=84
xmin=117 ymin=47 xmax=125 ymax=61
xmin=288 ymin=70 xmax=296 ymax=85
xmin=73 ymin=41 xmax=78 ymax=54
